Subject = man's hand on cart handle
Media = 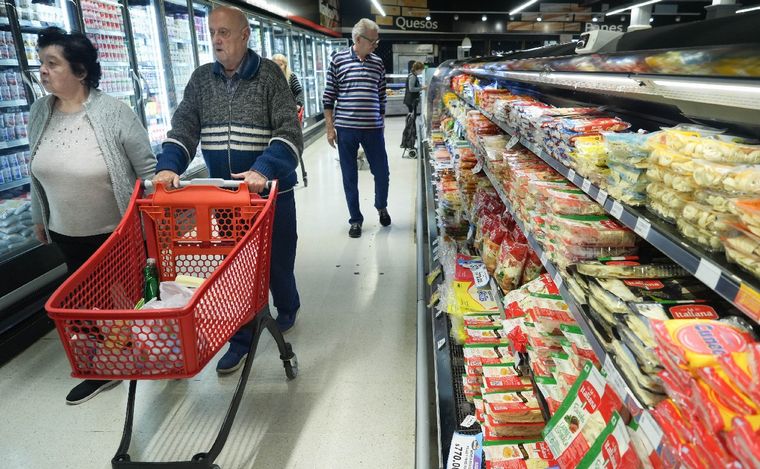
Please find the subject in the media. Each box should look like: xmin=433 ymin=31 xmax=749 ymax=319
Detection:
xmin=34 ymin=224 xmax=48 ymax=244
xmin=231 ymin=170 xmax=269 ymax=193
xmin=152 ymin=170 xmax=181 ymax=189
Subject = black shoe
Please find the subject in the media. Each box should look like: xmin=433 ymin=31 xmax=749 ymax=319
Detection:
xmin=276 ymin=309 xmax=299 ymax=334
xmin=65 ymin=379 xmax=120 ymax=405
xmin=216 ymin=349 xmax=248 ymax=374
xmin=379 ymin=208 xmax=391 ymax=227
xmin=349 ymin=223 xmax=362 ymax=238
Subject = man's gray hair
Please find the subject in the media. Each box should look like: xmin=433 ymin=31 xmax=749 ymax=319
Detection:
xmin=352 ymin=18 xmax=379 ymax=42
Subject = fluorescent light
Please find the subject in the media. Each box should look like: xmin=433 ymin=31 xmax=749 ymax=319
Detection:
xmin=425 ymin=15 xmax=431 ymax=20
xmin=592 ymin=16 xmax=598 ymax=22
xmin=536 ymin=16 xmax=542 ymax=21
xmin=649 ymin=17 xmax=654 ymax=22
xmin=370 ymin=0 xmax=386 ymax=16
xmin=651 ymin=79 xmax=760 ymax=94
xmin=736 ymin=5 xmax=760 ymax=12
xmin=510 ymin=0 xmax=539 ymax=15
xmin=482 ymin=14 xmax=488 ymax=21
xmin=551 ymin=72 xmax=638 ymax=86
xmin=605 ymin=0 xmax=660 ymax=16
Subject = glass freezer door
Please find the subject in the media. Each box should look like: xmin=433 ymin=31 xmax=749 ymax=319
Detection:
xmin=303 ymin=35 xmax=316 ymax=118
xmin=128 ymin=0 xmax=171 ymax=153
xmin=272 ymin=24 xmax=287 ymax=57
xmin=80 ymin=0 xmax=139 ymax=114
xmin=247 ymin=15 xmax=262 ymax=55
xmin=192 ymin=1 xmax=213 ymax=66
xmin=261 ymin=21 xmax=272 ymax=58
xmin=315 ymin=39 xmax=326 ymax=114
xmin=162 ymin=0 xmax=196 ymax=110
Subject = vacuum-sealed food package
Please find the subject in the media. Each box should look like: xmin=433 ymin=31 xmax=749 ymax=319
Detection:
xmin=483 ymin=390 xmax=544 ymax=424
xmin=543 ymin=361 xmax=624 ymax=469
xmin=649 ymin=145 xmax=695 ymax=172
xmin=646 ymin=182 xmax=694 ymax=210
xmin=661 ymin=167 xmax=698 ymax=193
xmin=610 ymin=341 xmax=666 ymax=407
xmin=681 ymin=201 xmax=740 ymax=236
xmin=734 ymin=199 xmax=760 ymax=236
xmin=576 ymin=412 xmax=642 ymax=469
xmin=483 ymin=439 xmax=557 ymax=469
xmin=691 ymin=159 xmax=738 ymax=188
xmin=494 ymin=240 xmax=529 ymax=292
xmin=561 ymin=117 xmax=631 ymax=133
xmin=722 ymin=164 xmax=760 ymax=194
xmin=546 ymin=188 xmax=606 ymax=216
xmin=652 ymin=319 xmax=752 ymax=372
xmin=549 ymin=215 xmax=637 ymax=248
xmin=575 ymin=257 xmax=689 ymax=279
xmin=694 ymin=188 xmax=750 ymax=215
xmin=647 ymin=199 xmax=680 ymax=224
xmin=603 ymin=131 xmax=651 ymax=164
xmin=677 ymin=217 xmax=724 ymax=251
xmin=482 ymin=363 xmax=534 ymax=392
xmin=688 ymin=135 xmax=760 ymax=164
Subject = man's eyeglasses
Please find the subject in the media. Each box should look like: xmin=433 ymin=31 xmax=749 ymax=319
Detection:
xmin=359 ymin=34 xmax=380 ymax=46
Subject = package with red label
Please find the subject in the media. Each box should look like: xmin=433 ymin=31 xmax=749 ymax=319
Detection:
xmin=534 ymin=375 xmax=565 ymax=415
xmin=520 ymin=249 xmax=544 ymax=285
xmin=483 ymin=439 xmax=557 ymax=469
xmin=546 ymin=188 xmax=606 ymax=216
xmin=494 ymin=239 xmax=529 ymax=292
xmin=526 ymin=293 xmax=575 ymax=335
xmin=576 ymin=412 xmax=642 ymax=469
xmin=725 ymin=416 xmax=760 ymax=469
xmin=465 ymin=325 xmax=510 ymax=345
xmin=717 ymin=343 xmax=760 ymax=404
xmin=560 ymin=324 xmax=600 ymax=368
xmin=549 ymin=215 xmax=637 ymax=248
xmin=464 ymin=313 xmax=502 ymax=327
xmin=575 ymin=257 xmax=689 ymax=279
xmin=475 ymin=394 xmax=486 ymax=423
xmin=483 ymin=390 xmax=545 ymax=424
xmin=464 ymin=343 xmax=512 ymax=375
xmin=543 ymin=361 xmax=624 ymax=469
xmin=651 ymin=319 xmax=752 ymax=372
xmin=485 ymin=413 xmax=546 ymax=438
xmin=482 ymin=363 xmax=533 ymax=392
xmin=690 ymin=374 xmax=760 ymax=433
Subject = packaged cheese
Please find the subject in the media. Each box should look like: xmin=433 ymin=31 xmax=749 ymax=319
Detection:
xmin=576 ymin=412 xmax=642 ymax=469
xmin=717 ymin=343 xmax=760 ymax=405
xmin=542 ymin=361 xmax=624 ymax=469
xmin=482 ymin=363 xmax=534 ymax=392
xmin=549 ymin=215 xmax=637 ymax=248
xmin=483 ymin=390 xmax=544 ymax=424
xmin=485 ymin=413 xmax=546 ymax=438
xmin=651 ymin=319 xmax=751 ymax=372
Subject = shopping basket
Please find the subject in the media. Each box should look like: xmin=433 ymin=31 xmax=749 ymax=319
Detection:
xmin=46 ymin=178 xmax=298 ymax=469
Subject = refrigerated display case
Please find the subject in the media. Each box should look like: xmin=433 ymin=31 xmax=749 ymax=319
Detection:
xmin=272 ymin=23 xmax=287 ymax=56
xmin=129 ymin=0 xmax=171 ymax=152
xmin=162 ymin=0 xmax=195 ymax=110
xmin=192 ymin=0 xmax=212 ymax=66
xmin=80 ymin=0 xmax=139 ymax=113
xmin=261 ymin=20 xmax=272 ymax=58
xmin=247 ymin=15 xmax=262 ymax=55
xmin=314 ymin=38 xmax=325 ymax=115
xmin=385 ymin=74 xmax=408 ymax=116
xmin=302 ymin=34 xmax=317 ymax=118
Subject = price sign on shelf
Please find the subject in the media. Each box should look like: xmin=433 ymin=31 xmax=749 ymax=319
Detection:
xmin=437 ymin=337 xmax=446 ymax=350
xmin=695 ymin=258 xmax=722 ymax=290
xmin=610 ymin=201 xmax=624 ymax=219
xmin=634 ymin=218 xmax=651 ymax=240
xmin=567 ymin=169 xmax=576 ymax=184
xmin=596 ymin=189 xmax=608 ymax=206
xmin=603 ymin=357 xmax=628 ymax=402
xmin=540 ymin=252 xmax=548 ymax=266
xmin=472 ymin=160 xmax=483 ymax=174
xmin=506 ymin=135 xmax=520 ymax=149
xmin=553 ymin=271 xmax=563 ymax=288
xmin=581 ymin=179 xmax=591 ymax=193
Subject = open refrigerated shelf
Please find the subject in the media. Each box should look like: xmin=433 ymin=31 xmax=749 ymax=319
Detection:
xmin=453 ymin=90 xmax=760 ymax=323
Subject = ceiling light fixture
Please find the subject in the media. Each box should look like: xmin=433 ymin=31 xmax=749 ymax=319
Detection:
xmin=605 ymin=0 xmax=661 ymax=16
xmin=454 ymin=14 xmax=459 ymax=20
xmin=649 ymin=17 xmax=654 ymax=22
xmin=370 ymin=0 xmax=386 ymax=16
xmin=482 ymin=14 xmax=488 ymax=21
xmin=536 ymin=16 xmax=543 ymax=21
xmin=592 ymin=16 xmax=598 ymax=22
xmin=736 ymin=5 xmax=760 ymax=12
xmin=509 ymin=0 xmax=540 ymax=15
xmin=425 ymin=15 xmax=431 ymax=20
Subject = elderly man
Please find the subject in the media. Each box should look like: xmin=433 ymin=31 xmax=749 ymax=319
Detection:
xmin=323 ymin=18 xmax=391 ymax=238
xmin=152 ymin=6 xmax=302 ymax=373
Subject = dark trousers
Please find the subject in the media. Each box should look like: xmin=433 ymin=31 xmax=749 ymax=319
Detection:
xmin=229 ymin=190 xmax=300 ymax=354
xmin=335 ymin=126 xmax=390 ymax=225
xmin=49 ymin=231 xmax=112 ymax=273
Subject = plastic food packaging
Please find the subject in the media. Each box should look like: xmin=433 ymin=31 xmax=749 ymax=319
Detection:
xmin=681 ymin=201 xmax=740 ymax=235
xmin=561 ymin=117 xmax=631 ymax=133
xmin=603 ymin=131 xmax=651 ymax=164
xmin=611 ymin=341 xmax=666 ymax=407
xmin=546 ymin=188 xmax=605 ymax=216
xmin=577 ymin=412 xmax=642 ymax=469
xmin=646 ymin=182 xmax=694 ymax=210
xmin=694 ymin=188 xmax=750 ymax=215
xmin=494 ymin=240 xmax=529 ymax=292
xmin=483 ymin=390 xmax=544 ymax=424
xmin=647 ymin=199 xmax=680 ymax=224
xmin=721 ymin=164 xmax=760 ymax=194
xmin=483 ymin=439 xmax=557 ymax=469
xmin=482 ymin=363 xmax=534 ymax=392
xmin=734 ymin=199 xmax=760 ymax=235
xmin=649 ymin=145 xmax=695 ymax=172
xmin=724 ymin=416 xmax=760 ymax=469
xmin=677 ymin=217 xmax=724 ymax=251
xmin=542 ymin=361 xmax=624 ymax=469
xmin=717 ymin=343 xmax=760 ymax=405
xmin=691 ymin=159 xmax=739 ymax=188
xmin=550 ymin=214 xmax=637 ymax=248
xmin=652 ymin=319 xmax=752 ymax=372
xmin=575 ymin=257 xmax=689 ymax=279
xmin=690 ymin=136 xmax=760 ymax=165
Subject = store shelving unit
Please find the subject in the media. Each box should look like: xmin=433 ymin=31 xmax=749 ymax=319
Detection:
xmin=454 ymin=91 xmax=760 ymax=323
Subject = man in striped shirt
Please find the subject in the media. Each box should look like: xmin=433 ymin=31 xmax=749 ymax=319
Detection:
xmin=323 ymin=18 xmax=391 ymax=238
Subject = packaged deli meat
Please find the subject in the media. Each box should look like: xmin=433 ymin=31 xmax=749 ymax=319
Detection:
xmin=483 ymin=439 xmax=557 ymax=469
xmin=576 ymin=412 xmax=642 ymax=469
xmin=542 ymin=361 xmax=624 ymax=469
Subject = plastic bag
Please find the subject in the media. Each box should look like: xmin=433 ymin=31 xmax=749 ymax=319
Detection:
xmin=141 ymin=282 xmax=196 ymax=309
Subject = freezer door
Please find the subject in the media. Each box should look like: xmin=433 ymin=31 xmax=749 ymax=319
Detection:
xmin=161 ymin=0 xmax=196 ymax=112
xmin=128 ymin=0 xmax=172 ymax=153
xmin=192 ymin=1 xmax=212 ymax=66
xmin=247 ymin=15 xmax=263 ymax=55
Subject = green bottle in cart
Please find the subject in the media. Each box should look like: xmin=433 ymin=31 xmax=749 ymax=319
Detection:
xmin=143 ymin=258 xmax=160 ymax=303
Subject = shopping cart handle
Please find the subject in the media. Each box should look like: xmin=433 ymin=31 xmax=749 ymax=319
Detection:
xmin=144 ymin=178 xmax=273 ymax=190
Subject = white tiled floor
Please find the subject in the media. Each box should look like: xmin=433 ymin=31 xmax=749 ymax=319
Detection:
xmin=0 ymin=117 xmax=418 ymax=469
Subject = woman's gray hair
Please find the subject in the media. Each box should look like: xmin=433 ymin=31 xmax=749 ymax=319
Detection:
xmin=351 ymin=18 xmax=379 ymax=42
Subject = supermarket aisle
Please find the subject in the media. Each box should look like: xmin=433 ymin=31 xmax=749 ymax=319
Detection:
xmin=0 ymin=117 xmax=418 ymax=468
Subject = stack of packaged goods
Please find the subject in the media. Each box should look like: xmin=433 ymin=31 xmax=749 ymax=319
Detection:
xmin=476 ymin=88 xmax=514 ymax=115
xmin=0 ymin=191 xmax=32 ymax=253
xmin=432 ymin=136 xmax=470 ymax=241
xmin=649 ymin=319 xmax=760 ymax=468
xmin=727 ymin=200 xmax=760 ymax=280
xmin=603 ymin=132 xmax=652 ymax=206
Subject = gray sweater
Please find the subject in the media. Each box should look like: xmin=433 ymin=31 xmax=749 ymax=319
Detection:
xmin=29 ymin=89 xmax=156 ymax=235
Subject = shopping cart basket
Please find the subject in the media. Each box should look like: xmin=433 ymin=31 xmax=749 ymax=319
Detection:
xmin=46 ymin=178 xmax=298 ymax=469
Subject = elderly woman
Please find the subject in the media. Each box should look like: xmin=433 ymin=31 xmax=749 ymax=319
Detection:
xmin=29 ymin=27 xmax=155 ymax=405
xmin=272 ymin=53 xmax=304 ymax=111
xmin=404 ymin=61 xmax=426 ymax=115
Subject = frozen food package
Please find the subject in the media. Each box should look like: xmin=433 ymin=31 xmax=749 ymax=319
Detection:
xmin=576 ymin=412 xmax=642 ymax=469
xmin=603 ymin=131 xmax=651 ymax=164
xmin=546 ymin=189 xmax=606 ymax=216
xmin=482 ymin=363 xmax=534 ymax=392
xmin=694 ymin=188 xmax=750 ymax=215
xmin=561 ymin=117 xmax=631 ymax=133
xmin=485 ymin=414 xmax=546 ymax=438
xmin=647 ymin=199 xmax=680 ymax=224
xmin=734 ymin=199 xmax=760 ymax=234
xmin=610 ymin=341 xmax=667 ymax=407
xmin=494 ymin=240 xmax=529 ymax=292
xmin=542 ymin=361 xmax=624 ymax=469
xmin=483 ymin=439 xmax=557 ymax=469
xmin=575 ymin=257 xmax=689 ymax=279
xmin=722 ymin=164 xmax=760 ymax=194
xmin=681 ymin=201 xmax=740 ymax=236
xmin=651 ymin=319 xmax=752 ymax=372
xmin=691 ymin=136 xmax=760 ymax=164
xmin=549 ymin=215 xmax=637 ymax=248
xmin=483 ymin=390 xmax=544 ymax=424
xmin=676 ymin=217 xmax=724 ymax=252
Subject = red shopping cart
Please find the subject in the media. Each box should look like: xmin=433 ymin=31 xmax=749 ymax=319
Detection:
xmin=297 ymin=106 xmax=308 ymax=187
xmin=46 ymin=178 xmax=297 ymax=469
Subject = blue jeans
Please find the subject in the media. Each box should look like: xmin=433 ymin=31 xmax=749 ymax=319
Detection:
xmin=229 ymin=190 xmax=300 ymax=354
xmin=336 ymin=127 xmax=390 ymax=225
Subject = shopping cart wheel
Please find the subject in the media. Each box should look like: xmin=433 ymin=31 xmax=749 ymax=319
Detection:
xmin=282 ymin=343 xmax=298 ymax=380
xmin=409 ymin=149 xmax=417 ymax=158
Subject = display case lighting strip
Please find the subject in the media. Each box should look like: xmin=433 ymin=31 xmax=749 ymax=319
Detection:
xmin=735 ymin=5 xmax=760 ymax=13
xmin=650 ymin=78 xmax=760 ymax=94
xmin=509 ymin=0 xmax=540 ymax=15
xmin=605 ymin=0 xmax=661 ymax=16
xmin=370 ymin=0 xmax=387 ymax=16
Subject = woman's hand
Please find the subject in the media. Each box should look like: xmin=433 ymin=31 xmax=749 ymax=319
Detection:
xmin=152 ymin=170 xmax=180 ymax=189
xmin=231 ymin=170 xmax=268 ymax=193
xmin=34 ymin=224 xmax=48 ymax=244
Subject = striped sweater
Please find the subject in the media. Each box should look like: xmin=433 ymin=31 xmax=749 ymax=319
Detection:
xmin=323 ymin=47 xmax=386 ymax=129
xmin=155 ymin=49 xmax=302 ymax=192
xmin=289 ymin=73 xmax=304 ymax=107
